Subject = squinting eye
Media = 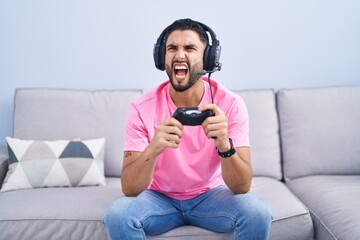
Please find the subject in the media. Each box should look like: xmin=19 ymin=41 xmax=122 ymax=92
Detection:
xmin=185 ymin=47 xmax=196 ymax=51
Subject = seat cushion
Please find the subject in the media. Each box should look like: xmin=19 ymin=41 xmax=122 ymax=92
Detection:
xmin=277 ymin=86 xmax=360 ymax=180
xmin=0 ymin=177 xmax=122 ymax=240
xmin=251 ymin=177 xmax=313 ymax=240
xmin=12 ymin=88 xmax=142 ymax=177
xmin=148 ymin=226 xmax=232 ymax=240
xmin=287 ymin=175 xmax=360 ymax=240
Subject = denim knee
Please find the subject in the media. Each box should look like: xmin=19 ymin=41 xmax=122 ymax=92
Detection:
xmin=246 ymin=195 xmax=271 ymax=222
xmin=103 ymin=197 xmax=138 ymax=231
xmin=103 ymin=197 xmax=148 ymax=240
xmin=103 ymin=199 xmax=121 ymax=229
xmin=233 ymin=194 xmax=272 ymax=239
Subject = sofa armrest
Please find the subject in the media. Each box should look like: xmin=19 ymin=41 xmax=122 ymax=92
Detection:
xmin=0 ymin=146 xmax=9 ymax=187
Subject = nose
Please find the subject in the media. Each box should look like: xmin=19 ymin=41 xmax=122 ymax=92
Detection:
xmin=175 ymin=48 xmax=186 ymax=61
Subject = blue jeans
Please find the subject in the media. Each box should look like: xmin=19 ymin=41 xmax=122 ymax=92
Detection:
xmin=103 ymin=185 xmax=272 ymax=240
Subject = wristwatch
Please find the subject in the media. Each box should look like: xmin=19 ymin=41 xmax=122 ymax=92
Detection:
xmin=217 ymin=138 xmax=236 ymax=158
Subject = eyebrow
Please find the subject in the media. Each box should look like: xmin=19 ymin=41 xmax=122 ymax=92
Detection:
xmin=166 ymin=44 xmax=198 ymax=49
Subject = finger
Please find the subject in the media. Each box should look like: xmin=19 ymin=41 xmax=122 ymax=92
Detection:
xmin=168 ymin=118 xmax=184 ymax=130
xmin=159 ymin=119 xmax=183 ymax=135
xmin=164 ymin=125 xmax=183 ymax=139
xmin=203 ymin=120 xmax=228 ymax=139
xmin=157 ymin=137 xmax=179 ymax=150
xmin=204 ymin=123 xmax=222 ymax=136
xmin=199 ymin=104 xmax=222 ymax=116
xmin=165 ymin=132 xmax=181 ymax=144
xmin=159 ymin=118 xmax=183 ymax=128
xmin=202 ymin=114 xmax=228 ymax=129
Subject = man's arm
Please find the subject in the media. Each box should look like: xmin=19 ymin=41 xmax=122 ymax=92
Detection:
xmin=219 ymin=146 xmax=252 ymax=194
xmin=121 ymin=150 xmax=156 ymax=197
xmin=200 ymin=104 xmax=252 ymax=194
xmin=121 ymin=118 xmax=183 ymax=197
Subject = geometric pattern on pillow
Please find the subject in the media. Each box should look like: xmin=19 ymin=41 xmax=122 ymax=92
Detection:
xmin=1 ymin=137 xmax=106 ymax=192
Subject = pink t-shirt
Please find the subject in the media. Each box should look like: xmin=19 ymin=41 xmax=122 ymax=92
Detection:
xmin=124 ymin=78 xmax=250 ymax=200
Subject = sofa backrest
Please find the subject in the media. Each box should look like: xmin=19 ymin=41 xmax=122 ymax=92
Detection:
xmin=277 ymin=86 xmax=360 ymax=181
xmin=13 ymin=88 xmax=142 ymax=177
xmin=234 ymin=89 xmax=282 ymax=180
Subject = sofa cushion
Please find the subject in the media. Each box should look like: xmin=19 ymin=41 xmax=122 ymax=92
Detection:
xmin=277 ymin=86 xmax=360 ymax=180
xmin=148 ymin=226 xmax=232 ymax=240
xmin=12 ymin=88 xmax=142 ymax=177
xmin=251 ymin=177 xmax=313 ymax=240
xmin=0 ymin=177 xmax=122 ymax=240
xmin=1 ymin=137 xmax=105 ymax=192
xmin=233 ymin=90 xmax=282 ymax=180
xmin=287 ymin=175 xmax=360 ymax=240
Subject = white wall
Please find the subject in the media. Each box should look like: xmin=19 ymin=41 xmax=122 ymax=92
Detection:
xmin=1 ymin=0 xmax=360 ymax=146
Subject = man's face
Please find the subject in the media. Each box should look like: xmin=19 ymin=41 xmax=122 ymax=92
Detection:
xmin=165 ymin=30 xmax=206 ymax=92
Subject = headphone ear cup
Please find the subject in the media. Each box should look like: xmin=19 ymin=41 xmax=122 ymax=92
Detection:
xmin=159 ymin=42 xmax=166 ymax=71
xmin=203 ymin=45 xmax=211 ymax=71
xmin=154 ymin=27 xmax=169 ymax=71
xmin=204 ymin=45 xmax=218 ymax=71
xmin=153 ymin=42 xmax=166 ymax=71
xmin=203 ymin=44 xmax=221 ymax=72
xmin=153 ymin=44 xmax=160 ymax=70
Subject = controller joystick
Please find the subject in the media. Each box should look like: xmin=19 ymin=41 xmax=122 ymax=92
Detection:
xmin=172 ymin=107 xmax=214 ymax=126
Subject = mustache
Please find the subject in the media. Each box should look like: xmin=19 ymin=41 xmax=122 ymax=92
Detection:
xmin=172 ymin=61 xmax=189 ymax=67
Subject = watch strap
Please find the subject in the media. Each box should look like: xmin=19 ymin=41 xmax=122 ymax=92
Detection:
xmin=217 ymin=138 xmax=236 ymax=158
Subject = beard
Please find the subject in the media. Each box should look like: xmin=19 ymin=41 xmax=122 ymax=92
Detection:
xmin=165 ymin=62 xmax=202 ymax=92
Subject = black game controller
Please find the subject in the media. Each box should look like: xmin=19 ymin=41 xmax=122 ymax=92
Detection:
xmin=172 ymin=107 xmax=215 ymax=126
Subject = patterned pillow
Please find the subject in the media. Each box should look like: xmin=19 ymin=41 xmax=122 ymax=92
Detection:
xmin=1 ymin=137 xmax=106 ymax=192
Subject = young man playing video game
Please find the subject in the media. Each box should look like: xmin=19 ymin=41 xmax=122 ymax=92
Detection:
xmin=103 ymin=18 xmax=272 ymax=240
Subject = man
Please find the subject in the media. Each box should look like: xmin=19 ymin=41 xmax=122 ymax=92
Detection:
xmin=103 ymin=18 xmax=272 ymax=240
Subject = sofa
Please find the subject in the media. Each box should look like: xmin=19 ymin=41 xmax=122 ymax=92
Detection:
xmin=0 ymin=85 xmax=359 ymax=240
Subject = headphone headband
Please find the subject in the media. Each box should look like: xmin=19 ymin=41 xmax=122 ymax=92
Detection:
xmin=153 ymin=19 xmax=221 ymax=72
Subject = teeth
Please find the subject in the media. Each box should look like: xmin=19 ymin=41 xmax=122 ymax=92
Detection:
xmin=175 ymin=65 xmax=187 ymax=70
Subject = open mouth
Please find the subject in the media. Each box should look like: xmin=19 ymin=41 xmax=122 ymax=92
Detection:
xmin=173 ymin=64 xmax=188 ymax=79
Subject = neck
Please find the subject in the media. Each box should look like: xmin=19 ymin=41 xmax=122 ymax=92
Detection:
xmin=170 ymin=79 xmax=204 ymax=108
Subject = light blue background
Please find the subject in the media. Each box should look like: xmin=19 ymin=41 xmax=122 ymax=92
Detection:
xmin=1 ymin=0 xmax=360 ymax=146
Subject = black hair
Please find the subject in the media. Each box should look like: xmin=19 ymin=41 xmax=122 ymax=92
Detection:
xmin=165 ymin=18 xmax=209 ymax=46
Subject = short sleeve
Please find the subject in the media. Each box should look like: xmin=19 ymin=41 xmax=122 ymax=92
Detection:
xmin=227 ymin=97 xmax=250 ymax=148
xmin=123 ymin=103 xmax=149 ymax=152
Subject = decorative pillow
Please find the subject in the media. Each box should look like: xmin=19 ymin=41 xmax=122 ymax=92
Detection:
xmin=1 ymin=137 xmax=106 ymax=192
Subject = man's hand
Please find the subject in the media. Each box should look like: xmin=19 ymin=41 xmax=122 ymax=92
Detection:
xmin=121 ymin=118 xmax=183 ymax=196
xmin=148 ymin=118 xmax=184 ymax=157
xmin=200 ymin=104 xmax=252 ymax=194
xmin=199 ymin=104 xmax=231 ymax=152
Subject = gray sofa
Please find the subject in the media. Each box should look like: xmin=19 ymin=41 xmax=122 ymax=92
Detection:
xmin=0 ymin=86 xmax=359 ymax=240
